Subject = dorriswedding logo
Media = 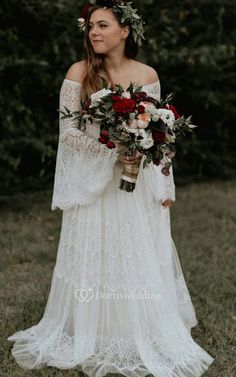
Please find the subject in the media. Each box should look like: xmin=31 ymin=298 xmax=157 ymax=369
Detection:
xmin=74 ymin=287 xmax=162 ymax=302
xmin=75 ymin=288 xmax=94 ymax=303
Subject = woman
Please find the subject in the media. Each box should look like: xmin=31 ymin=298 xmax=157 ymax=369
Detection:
xmin=8 ymin=1 xmax=214 ymax=376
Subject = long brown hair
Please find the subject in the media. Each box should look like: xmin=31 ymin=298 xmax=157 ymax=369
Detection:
xmin=80 ymin=4 xmax=139 ymax=105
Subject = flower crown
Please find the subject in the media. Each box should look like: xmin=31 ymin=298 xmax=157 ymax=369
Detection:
xmin=78 ymin=0 xmax=145 ymax=46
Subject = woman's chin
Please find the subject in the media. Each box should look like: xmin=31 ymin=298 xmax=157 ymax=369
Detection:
xmin=93 ymin=47 xmax=106 ymax=54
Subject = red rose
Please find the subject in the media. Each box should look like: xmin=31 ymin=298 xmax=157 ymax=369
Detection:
xmin=153 ymin=159 xmax=161 ymax=166
xmin=112 ymin=95 xmax=121 ymax=102
xmin=83 ymin=100 xmax=90 ymax=111
xmin=113 ymin=98 xmax=136 ymax=113
xmin=137 ymin=105 xmax=145 ymax=114
xmin=106 ymin=141 xmax=116 ymax=149
xmin=161 ymin=167 xmax=170 ymax=176
xmin=81 ymin=4 xmax=92 ymax=19
xmin=98 ymin=136 xmax=108 ymax=144
xmin=164 ymin=104 xmax=181 ymax=119
xmin=132 ymin=92 xmax=147 ymax=101
xmin=101 ymin=130 xmax=110 ymax=138
xmin=152 ymin=130 xmax=166 ymax=143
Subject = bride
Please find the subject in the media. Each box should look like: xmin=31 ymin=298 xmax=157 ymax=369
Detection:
xmin=8 ymin=1 xmax=214 ymax=376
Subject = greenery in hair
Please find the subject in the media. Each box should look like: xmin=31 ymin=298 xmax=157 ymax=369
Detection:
xmin=79 ymin=0 xmax=145 ymax=46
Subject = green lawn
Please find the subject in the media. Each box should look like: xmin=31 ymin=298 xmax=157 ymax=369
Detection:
xmin=1 ymin=181 xmax=236 ymax=377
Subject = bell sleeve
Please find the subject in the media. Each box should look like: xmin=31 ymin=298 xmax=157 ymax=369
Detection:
xmin=51 ymin=79 xmax=118 ymax=211
xmin=148 ymin=79 xmax=176 ymax=203
xmin=152 ymin=163 xmax=176 ymax=203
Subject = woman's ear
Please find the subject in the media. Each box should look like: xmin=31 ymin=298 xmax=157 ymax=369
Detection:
xmin=121 ymin=26 xmax=130 ymax=40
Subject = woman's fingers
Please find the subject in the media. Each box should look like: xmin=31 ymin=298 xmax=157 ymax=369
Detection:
xmin=161 ymin=199 xmax=173 ymax=208
xmin=118 ymin=156 xmax=138 ymax=165
xmin=115 ymin=142 xmax=127 ymax=153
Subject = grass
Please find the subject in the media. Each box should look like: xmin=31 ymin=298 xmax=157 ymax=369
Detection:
xmin=1 ymin=180 xmax=236 ymax=377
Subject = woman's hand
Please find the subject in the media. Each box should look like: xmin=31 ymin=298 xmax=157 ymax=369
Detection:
xmin=115 ymin=143 xmax=143 ymax=165
xmin=161 ymin=199 xmax=174 ymax=209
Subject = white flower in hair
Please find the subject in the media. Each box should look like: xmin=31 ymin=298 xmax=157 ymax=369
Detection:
xmin=78 ymin=18 xmax=86 ymax=31
xmin=78 ymin=0 xmax=145 ymax=46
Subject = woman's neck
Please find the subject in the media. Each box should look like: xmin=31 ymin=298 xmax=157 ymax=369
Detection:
xmin=104 ymin=53 xmax=131 ymax=74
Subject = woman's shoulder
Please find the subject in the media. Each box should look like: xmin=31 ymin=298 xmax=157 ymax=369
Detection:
xmin=131 ymin=60 xmax=159 ymax=84
xmin=65 ymin=60 xmax=87 ymax=83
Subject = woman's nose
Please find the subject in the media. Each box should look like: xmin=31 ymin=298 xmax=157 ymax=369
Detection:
xmin=91 ymin=25 xmax=101 ymax=36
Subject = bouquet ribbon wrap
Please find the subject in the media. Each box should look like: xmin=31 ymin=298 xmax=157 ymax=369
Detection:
xmin=119 ymin=158 xmax=142 ymax=192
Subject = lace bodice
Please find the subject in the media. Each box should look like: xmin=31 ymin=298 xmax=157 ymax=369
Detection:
xmin=51 ymin=78 xmax=175 ymax=211
xmin=61 ymin=78 xmax=161 ymax=140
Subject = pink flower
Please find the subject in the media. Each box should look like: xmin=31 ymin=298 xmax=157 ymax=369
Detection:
xmin=136 ymin=112 xmax=151 ymax=128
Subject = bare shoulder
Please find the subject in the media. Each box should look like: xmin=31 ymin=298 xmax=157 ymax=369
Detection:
xmin=143 ymin=64 xmax=159 ymax=83
xmin=65 ymin=60 xmax=87 ymax=83
xmin=131 ymin=60 xmax=159 ymax=84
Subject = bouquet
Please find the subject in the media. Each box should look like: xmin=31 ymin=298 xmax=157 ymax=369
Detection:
xmin=60 ymin=82 xmax=197 ymax=192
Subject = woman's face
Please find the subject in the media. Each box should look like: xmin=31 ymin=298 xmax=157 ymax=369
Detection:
xmin=88 ymin=8 xmax=129 ymax=54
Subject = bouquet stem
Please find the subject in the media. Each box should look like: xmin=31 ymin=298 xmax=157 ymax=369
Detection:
xmin=119 ymin=159 xmax=141 ymax=192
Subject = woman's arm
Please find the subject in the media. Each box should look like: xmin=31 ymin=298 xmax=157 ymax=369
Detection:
xmin=59 ymin=78 xmax=118 ymax=159
xmin=51 ymin=76 xmax=118 ymax=211
xmin=161 ymin=165 xmax=176 ymax=208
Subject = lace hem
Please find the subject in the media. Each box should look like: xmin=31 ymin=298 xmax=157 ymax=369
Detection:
xmin=8 ymin=316 xmax=213 ymax=376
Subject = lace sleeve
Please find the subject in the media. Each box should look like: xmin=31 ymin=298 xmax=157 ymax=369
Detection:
xmin=152 ymin=163 xmax=176 ymax=204
xmin=150 ymin=80 xmax=176 ymax=203
xmin=163 ymin=164 xmax=176 ymax=202
xmin=59 ymin=79 xmax=118 ymax=158
xmin=144 ymin=80 xmax=161 ymax=101
xmin=51 ymin=79 xmax=118 ymax=211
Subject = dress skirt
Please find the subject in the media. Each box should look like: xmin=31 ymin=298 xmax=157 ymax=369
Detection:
xmin=8 ymin=161 xmax=214 ymax=377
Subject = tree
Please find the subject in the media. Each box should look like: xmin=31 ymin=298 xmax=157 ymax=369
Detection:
xmin=0 ymin=0 xmax=235 ymax=194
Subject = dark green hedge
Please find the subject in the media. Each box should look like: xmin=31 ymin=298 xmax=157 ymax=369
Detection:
xmin=0 ymin=0 xmax=235 ymax=194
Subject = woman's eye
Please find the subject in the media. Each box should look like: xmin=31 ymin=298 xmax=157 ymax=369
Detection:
xmin=88 ymin=24 xmax=107 ymax=31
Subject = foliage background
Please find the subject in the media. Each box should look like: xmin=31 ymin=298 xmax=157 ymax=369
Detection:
xmin=0 ymin=0 xmax=236 ymax=194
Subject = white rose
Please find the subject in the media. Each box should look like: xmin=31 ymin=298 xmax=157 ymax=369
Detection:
xmin=149 ymin=107 xmax=161 ymax=121
xmin=123 ymin=126 xmax=139 ymax=134
xmin=155 ymin=109 xmax=175 ymax=129
xmin=137 ymin=129 xmax=154 ymax=149
xmin=136 ymin=112 xmax=151 ymax=129
xmin=129 ymin=112 xmax=136 ymax=120
xmin=122 ymin=121 xmax=139 ymax=133
xmin=122 ymin=91 xmax=131 ymax=99
xmin=139 ymin=101 xmax=156 ymax=114
xmin=129 ymin=119 xmax=138 ymax=129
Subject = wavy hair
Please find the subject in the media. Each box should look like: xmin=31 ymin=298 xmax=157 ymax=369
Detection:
xmin=80 ymin=4 xmax=139 ymax=105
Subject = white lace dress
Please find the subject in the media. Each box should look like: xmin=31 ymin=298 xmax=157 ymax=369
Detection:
xmin=8 ymin=79 xmax=214 ymax=377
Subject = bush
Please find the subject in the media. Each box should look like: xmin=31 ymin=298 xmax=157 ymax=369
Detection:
xmin=140 ymin=0 xmax=236 ymax=182
xmin=0 ymin=0 xmax=235 ymax=194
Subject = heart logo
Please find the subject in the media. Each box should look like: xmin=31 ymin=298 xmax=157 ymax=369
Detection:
xmin=75 ymin=288 xmax=94 ymax=303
